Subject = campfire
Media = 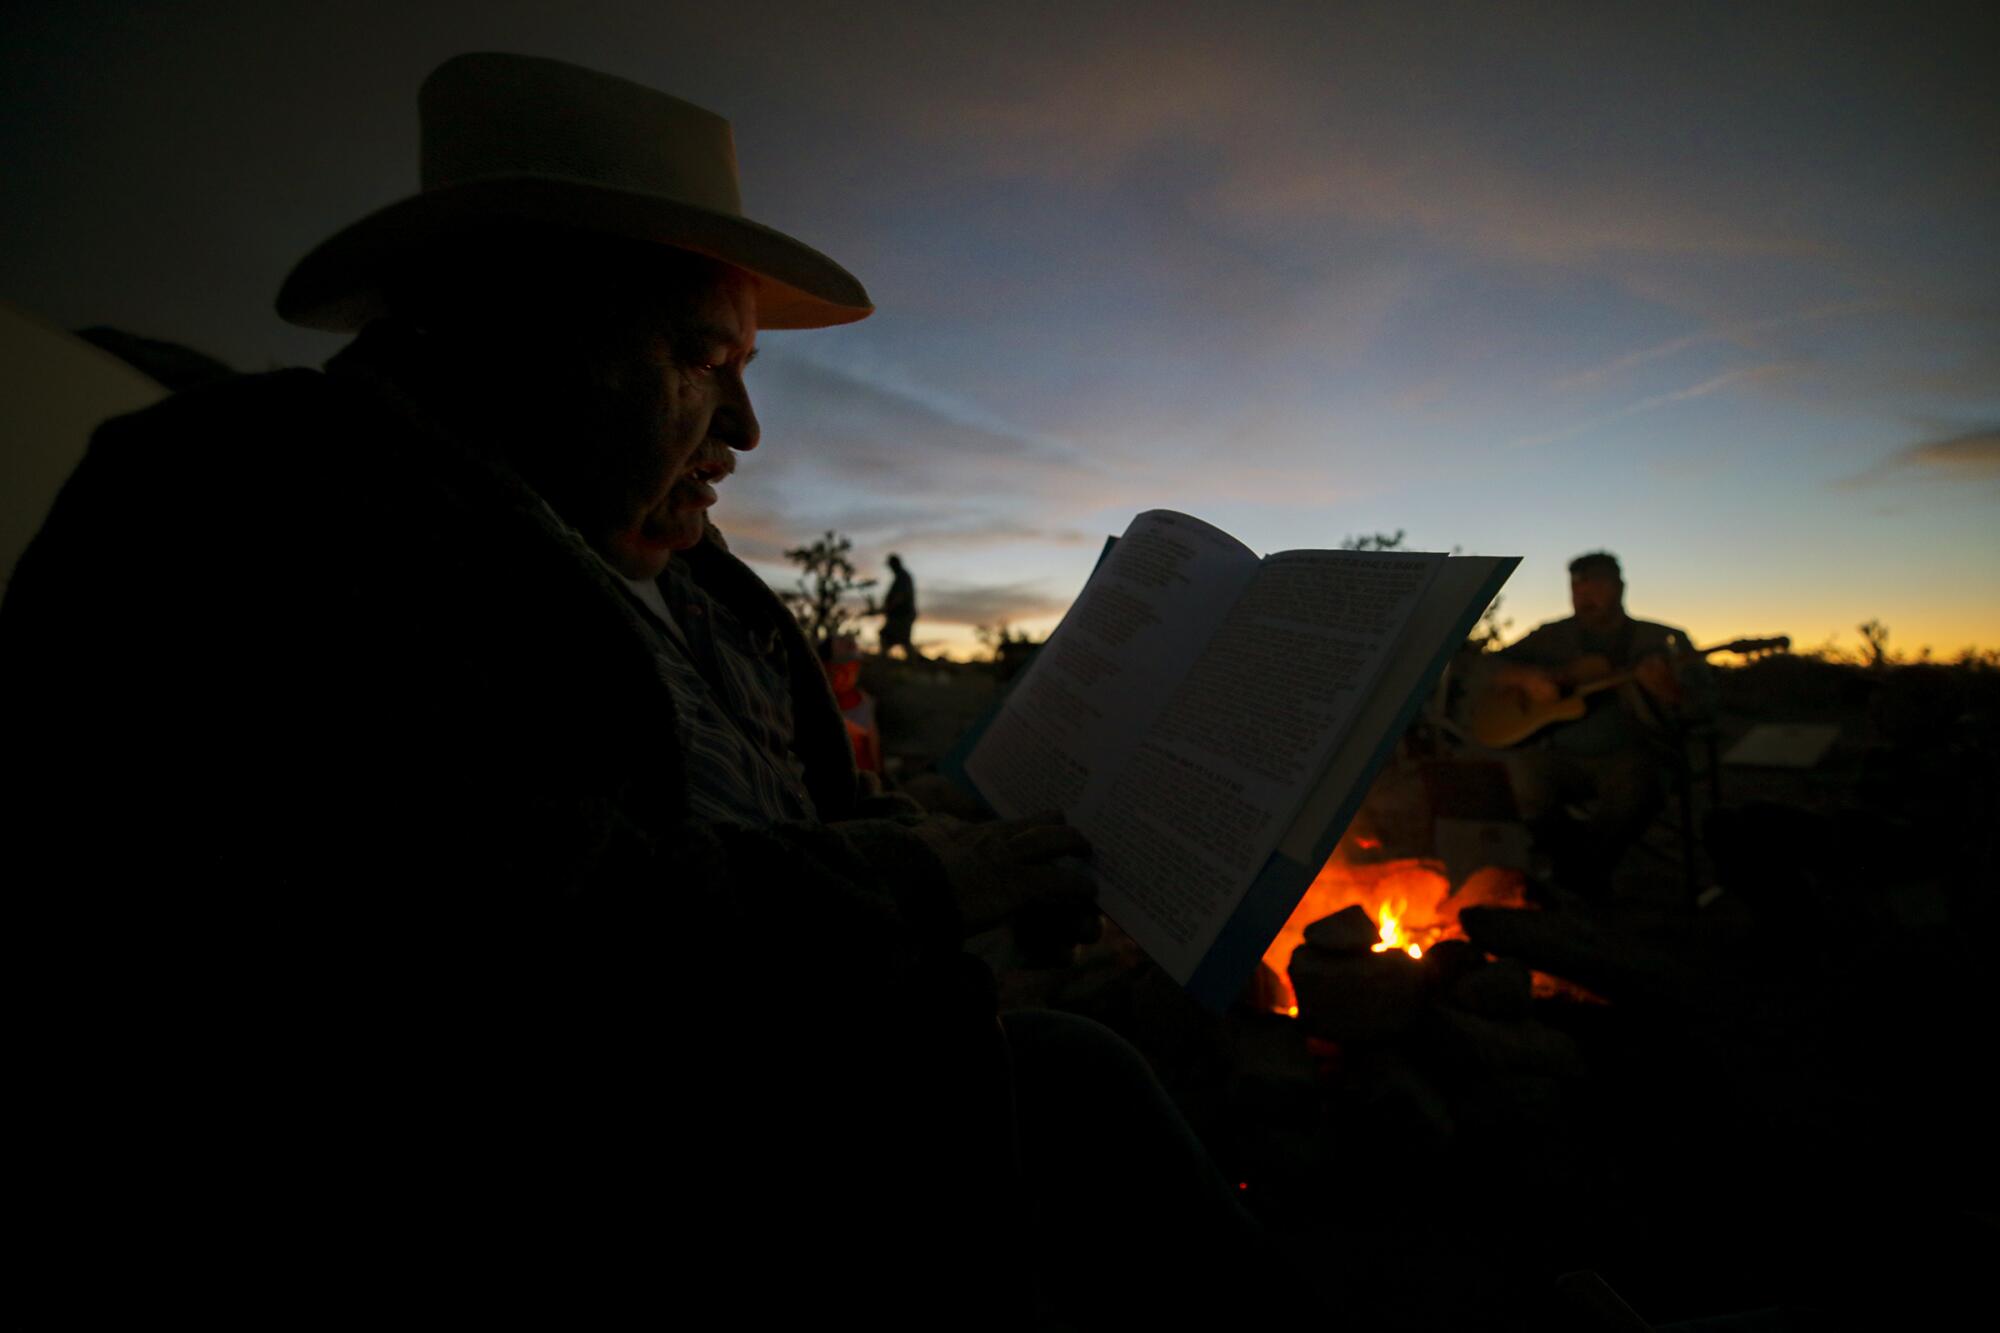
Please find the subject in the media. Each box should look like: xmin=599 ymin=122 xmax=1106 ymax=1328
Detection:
xmin=1260 ymin=837 xmax=1532 ymax=1017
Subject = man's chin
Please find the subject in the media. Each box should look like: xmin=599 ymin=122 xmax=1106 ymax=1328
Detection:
xmin=605 ymin=520 xmax=704 ymax=580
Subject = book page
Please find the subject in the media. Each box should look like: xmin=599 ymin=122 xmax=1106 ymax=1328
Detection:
xmin=1087 ymin=549 xmax=1444 ymax=981
xmin=1278 ymin=554 xmax=1514 ymax=862
xmin=965 ymin=510 xmax=1260 ymax=823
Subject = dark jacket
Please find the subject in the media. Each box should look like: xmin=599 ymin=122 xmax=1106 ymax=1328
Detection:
xmin=3 ymin=335 xmax=1014 ymax=1316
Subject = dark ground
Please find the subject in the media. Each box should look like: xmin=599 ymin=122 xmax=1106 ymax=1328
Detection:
xmin=874 ymin=653 xmax=2000 ymax=1330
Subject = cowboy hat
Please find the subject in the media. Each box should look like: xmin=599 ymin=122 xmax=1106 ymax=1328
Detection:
xmin=277 ymin=52 xmax=872 ymax=332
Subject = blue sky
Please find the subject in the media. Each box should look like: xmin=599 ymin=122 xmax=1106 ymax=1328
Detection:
xmin=5 ymin=1 xmax=1994 ymax=655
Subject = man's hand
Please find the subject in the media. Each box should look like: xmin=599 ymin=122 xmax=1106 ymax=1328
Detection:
xmin=1632 ymin=652 xmax=1683 ymax=706
xmin=916 ymin=812 xmax=1095 ymax=936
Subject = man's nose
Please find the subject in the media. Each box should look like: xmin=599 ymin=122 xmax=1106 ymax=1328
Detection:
xmin=714 ymin=378 xmax=760 ymax=452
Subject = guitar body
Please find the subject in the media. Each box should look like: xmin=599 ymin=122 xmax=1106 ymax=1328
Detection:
xmin=1466 ymin=689 xmax=1589 ymax=749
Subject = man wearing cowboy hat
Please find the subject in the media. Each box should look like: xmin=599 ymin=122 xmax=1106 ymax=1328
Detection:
xmin=4 ymin=53 xmax=1271 ymax=1322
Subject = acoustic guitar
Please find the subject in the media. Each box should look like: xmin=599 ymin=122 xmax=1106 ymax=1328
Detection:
xmin=1465 ymin=636 xmax=1788 ymax=749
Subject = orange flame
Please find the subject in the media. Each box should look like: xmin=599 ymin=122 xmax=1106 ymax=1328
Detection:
xmin=1369 ymin=897 xmax=1423 ymax=959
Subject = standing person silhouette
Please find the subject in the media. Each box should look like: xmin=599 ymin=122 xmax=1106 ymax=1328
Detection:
xmin=879 ymin=550 xmax=920 ymax=659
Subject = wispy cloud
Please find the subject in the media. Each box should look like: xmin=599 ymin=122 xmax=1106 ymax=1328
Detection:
xmin=937 ymin=36 xmax=1839 ymax=275
xmin=719 ymin=499 xmax=1095 ymax=564
xmin=739 ymin=342 xmax=1379 ymax=544
xmin=1550 ymin=300 xmax=1878 ymax=392
xmin=782 ymin=344 xmax=1072 ymax=453
xmin=732 ymin=349 xmax=1114 ymax=521
xmin=754 ymin=353 xmax=1072 ymax=468
xmin=1839 ymin=427 xmax=2000 ymax=488
xmin=1512 ymin=364 xmax=1795 ymax=449
xmin=1204 ymin=136 xmax=1837 ymax=270
xmin=871 ymin=518 xmax=1096 ymax=551
xmin=704 ymin=346 xmax=1133 ymax=573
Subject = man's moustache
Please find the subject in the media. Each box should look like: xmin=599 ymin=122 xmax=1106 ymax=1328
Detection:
xmin=688 ymin=448 xmax=735 ymax=481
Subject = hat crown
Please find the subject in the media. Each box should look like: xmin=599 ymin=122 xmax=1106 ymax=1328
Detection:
xmin=417 ymin=52 xmax=743 ymax=217
xmin=278 ymin=51 xmax=870 ymax=332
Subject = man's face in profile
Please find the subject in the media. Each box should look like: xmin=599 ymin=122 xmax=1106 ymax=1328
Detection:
xmin=1570 ymin=573 xmax=1624 ymax=630
xmin=507 ymin=257 xmax=761 ymax=582
xmin=588 ymin=265 xmax=761 ymax=580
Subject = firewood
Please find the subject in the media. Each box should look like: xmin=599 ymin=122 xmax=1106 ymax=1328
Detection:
xmin=1459 ymin=907 xmax=1734 ymax=1018
xmin=1288 ymin=945 xmax=1427 ymax=1042
xmin=1303 ymin=904 xmax=1382 ymax=954
xmin=1426 ymin=1005 xmax=1586 ymax=1078
xmin=1421 ymin=937 xmax=1484 ymax=990
xmin=1447 ymin=956 xmax=1534 ymax=1019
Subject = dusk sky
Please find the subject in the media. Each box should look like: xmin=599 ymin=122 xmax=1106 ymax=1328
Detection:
xmin=6 ymin=2 xmax=1995 ymax=657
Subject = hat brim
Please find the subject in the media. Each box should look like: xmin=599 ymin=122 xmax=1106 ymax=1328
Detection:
xmin=276 ymin=175 xmax=874 ymax=332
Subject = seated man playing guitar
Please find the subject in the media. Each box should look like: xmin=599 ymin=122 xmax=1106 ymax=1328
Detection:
xmin=1476 ymin=551 xmax=1714 ymax=896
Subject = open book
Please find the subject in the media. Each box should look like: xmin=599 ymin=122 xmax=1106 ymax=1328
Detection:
xmin=964 ymin=510 xmax=1517 ymax=1010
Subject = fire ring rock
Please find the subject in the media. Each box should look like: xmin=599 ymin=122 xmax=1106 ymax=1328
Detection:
xmin=1288 ymin=944 xmax=1429 ymax=1042
xmin=1302 ymin=904 xmax=1383 ymax=954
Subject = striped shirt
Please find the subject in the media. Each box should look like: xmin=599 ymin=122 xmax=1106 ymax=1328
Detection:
xmin=610 ymin=554 xmax=819 ymax=826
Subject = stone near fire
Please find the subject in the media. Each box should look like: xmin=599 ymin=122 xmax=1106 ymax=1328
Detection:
xmin=1288 ymin=944 xmax=1427 ymax=1042
xmin=1460 ymin=905 xmax=1731 ymax=1019
xmin=1427 ymin=1005 xmax=1586 ymax=1079
xmin=1302 ymin=904 xmax=1381 ymax=954
xmin=1448 ymin=956 xmax=1534 ymax=1020
xmin=1421 ymin=937 xmax=1483 ymax=990
xmin=1344 ymin=1052 xmax=1456 ymax=1149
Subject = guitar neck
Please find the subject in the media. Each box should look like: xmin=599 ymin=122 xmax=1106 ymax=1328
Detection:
xmin=1568 ymin=637 xmax=1783 ymax=698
